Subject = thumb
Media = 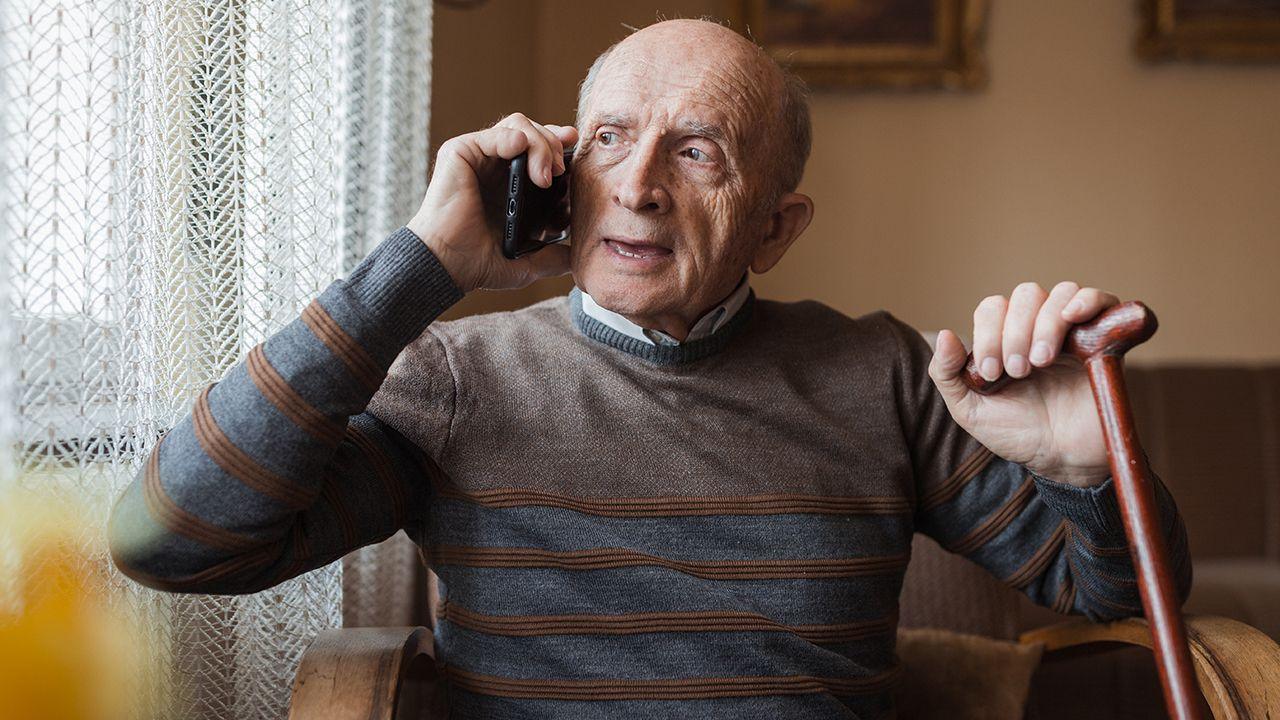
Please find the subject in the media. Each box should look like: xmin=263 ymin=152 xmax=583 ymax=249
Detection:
xmin=928 ymin=329 xmax=975 ymax=410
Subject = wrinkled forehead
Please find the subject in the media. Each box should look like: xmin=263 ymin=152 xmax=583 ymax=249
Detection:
xmin=585 ymin=41 xmax=778 ymax=146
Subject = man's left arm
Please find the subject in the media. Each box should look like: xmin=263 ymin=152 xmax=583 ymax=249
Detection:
xmin=885 ymin=283 xmax=1192 ymax=620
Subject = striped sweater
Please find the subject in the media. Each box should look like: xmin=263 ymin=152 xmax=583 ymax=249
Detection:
xmin=107 ymin=226 xmax=1191 ymax=719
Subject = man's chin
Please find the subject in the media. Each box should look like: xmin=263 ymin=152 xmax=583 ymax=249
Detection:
xmin=575 ymin=269 xmax=674 ymax=319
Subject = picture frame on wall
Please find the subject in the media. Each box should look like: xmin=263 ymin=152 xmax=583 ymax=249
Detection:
xmin=728 ymin=0 xmax=988 ymax=90
xmin=1138 ymin=0 xmax=1280 ymax=61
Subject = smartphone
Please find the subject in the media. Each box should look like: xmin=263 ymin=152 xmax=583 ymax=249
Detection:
xmin=502 ymin=149 xmax=573 ymax=259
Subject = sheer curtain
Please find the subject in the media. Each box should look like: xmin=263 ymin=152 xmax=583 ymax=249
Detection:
xmin=0 ymin=0 xmax=432 ymax=717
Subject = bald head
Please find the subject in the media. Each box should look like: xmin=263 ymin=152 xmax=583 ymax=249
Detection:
xmin=576 ymin=18 xmax=811 ymax=200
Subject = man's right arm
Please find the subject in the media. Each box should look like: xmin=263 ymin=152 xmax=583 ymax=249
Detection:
xmin=107 ymin=115 xmax=579 ymax=594
xmin=107 ymin=227 xmax=463 ymax=594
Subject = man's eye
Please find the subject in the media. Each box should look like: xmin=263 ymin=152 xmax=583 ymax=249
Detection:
xmin=682 ymin=147 xmax=709 ymax=162
xmin=598 ymin=131 xmax=618 ymax=145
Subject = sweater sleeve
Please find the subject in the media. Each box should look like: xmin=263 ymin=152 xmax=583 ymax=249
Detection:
xmin=883 ymin=312 xmax=1192 ymax=621
xmin=107 ymin=227 xmax=464 ymax=595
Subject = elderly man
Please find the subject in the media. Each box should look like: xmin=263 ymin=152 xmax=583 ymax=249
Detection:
xmin=108 ymin=18 xmax=1189 ymax=719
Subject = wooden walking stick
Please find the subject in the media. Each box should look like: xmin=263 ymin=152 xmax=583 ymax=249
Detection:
xmin=960 ymin=301 xmax=1204 ymax=719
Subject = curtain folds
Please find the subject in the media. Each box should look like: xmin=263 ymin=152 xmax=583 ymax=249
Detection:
xmin=0 ymin=0 xmax=433 ymax=717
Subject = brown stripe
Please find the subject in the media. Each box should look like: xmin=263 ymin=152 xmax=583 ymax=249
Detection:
xmin=947 ymin=473 xmax=1037 ymax=556
xmin=141 ymin=442 xmax=258 ymax=553
xmin=301 ymin=300 xmax=383 ymax=393
xmin=442 ymin=601 xmax=894 ymax=644
xmin=246 ymin=344 xmax=344 ymax=445
xmin=320 ymin=473 xmax=358 ymax=549
xmin=445 ymin=665 xmax=901 ymax=701
xmin=1069 ymin=524 xmax=1131 ymax=558
xmin=919 ymin=445 xmax=996 ymax=512
xmin=191 ymin=384 xmax=313 ymax=508
xmin=345 ymin=424 xmax=407 ymax=528
xmin=434 ymin=481 xmax=910 ymax=518
xmin=1070 ymin=541 xmax=1143 ymax=615
xmin=1066 ymin=518 xmax=1145 ymax=588
xmin=427 ymin=545 xmax=907 ymax=581
xmin=1005 ymin=521 xmax=1069 ymax=589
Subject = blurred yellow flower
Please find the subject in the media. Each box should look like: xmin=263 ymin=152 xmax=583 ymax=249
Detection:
xmin=0 ymin=490 xmax=147 ymax=720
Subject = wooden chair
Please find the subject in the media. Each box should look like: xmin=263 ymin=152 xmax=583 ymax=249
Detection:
xmin=287 ymin=584 xmax=1280 ymax=719
xmin=290 ymin=359 xmax=1280 ymax=718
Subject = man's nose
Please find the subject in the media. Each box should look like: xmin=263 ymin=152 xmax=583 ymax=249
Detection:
xmin=612 ymin=140 xmax=671 ymax=214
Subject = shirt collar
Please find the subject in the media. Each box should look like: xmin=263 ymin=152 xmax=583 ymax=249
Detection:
xmin=578 ymin=274 xmax=751 ymax=347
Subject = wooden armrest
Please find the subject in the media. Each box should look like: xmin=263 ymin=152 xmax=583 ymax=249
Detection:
xmin=289 ymin=626 xmax=444 ymax=720
xmin=1020 ymin=615 xmax=1280 ymax=719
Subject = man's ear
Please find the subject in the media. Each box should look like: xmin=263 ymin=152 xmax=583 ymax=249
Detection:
xmin=750 ymin=192 xmax=814 ymax=274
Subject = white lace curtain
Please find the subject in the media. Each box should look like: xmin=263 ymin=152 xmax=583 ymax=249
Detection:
xmin=0 ymin=0 xmax=432 ymax=717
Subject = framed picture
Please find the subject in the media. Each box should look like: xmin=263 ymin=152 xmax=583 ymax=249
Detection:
xmin=1138 ymin=0 xmax=1280 ymax=61
xmin=729 ymin=0 xmax=988 ymax=90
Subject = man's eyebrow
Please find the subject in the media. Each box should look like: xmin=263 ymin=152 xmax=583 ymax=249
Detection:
xmin=677 ymin=118 xmax=727 ymax=142
xmin=594 ymin=113 xmax=634 ymax=128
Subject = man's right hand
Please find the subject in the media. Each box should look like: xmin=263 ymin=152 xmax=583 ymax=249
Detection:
xmin=407 ymin=113 xmax=578 ymax=294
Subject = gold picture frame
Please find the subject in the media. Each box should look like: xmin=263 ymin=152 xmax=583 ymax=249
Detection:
xmin=729 ymin=0 xmax=989 ymax=90
xmin=1138 ymin=0 xmax=1280 ymax=62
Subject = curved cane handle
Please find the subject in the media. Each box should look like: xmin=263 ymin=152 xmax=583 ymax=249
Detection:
xmin=960 ymin=301 xmax=1158 ymax=395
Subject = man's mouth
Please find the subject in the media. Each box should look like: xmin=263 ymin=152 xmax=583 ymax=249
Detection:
xmin=603 ymin=238 xmax=672 ymax=260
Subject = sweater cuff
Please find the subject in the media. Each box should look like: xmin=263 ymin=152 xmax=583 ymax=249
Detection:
xmin=1030 ymin=470 xmax=1129 ymax=548
xmin=341 ymin=226 xmax=464 ymax=350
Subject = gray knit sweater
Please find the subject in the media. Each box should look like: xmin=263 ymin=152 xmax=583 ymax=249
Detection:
xmin=108 ymin=226 xmax=1191 ymax=719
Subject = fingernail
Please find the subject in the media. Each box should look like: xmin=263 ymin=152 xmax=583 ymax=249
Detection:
xmin=1030 ymin=341 xmax=1051 ymax=365
xmin=981 ymin=356 xmax=1000 ymax=381
xmin=1007 ymin=354 xmax=1027 ymax=377
xmin=544 ymin=168 xmax=552 ymax=185
xmin=1065 ymin=300 xmax=1083 ymax=315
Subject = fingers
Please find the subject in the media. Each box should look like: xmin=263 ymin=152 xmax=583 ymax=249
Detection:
xmin=462 ymin=126 xmax=531 ymax=164
xmin=972 ymin=294 xmax=1009 ymax=382
xmin=1061 ymin=286 xmax=1120 ymax=324
xmin=1001 ymin=282 xmax=1048 ymax=378
xmin=971 ymin=282 xmax=1122 ymax=381
xmin=496 ymin=113 xmax=563 ymax=188
xmin=548 ymin=124 xmax=579 ymax=154
xmin=1029 ymin=281 xmax=1079 ymax=368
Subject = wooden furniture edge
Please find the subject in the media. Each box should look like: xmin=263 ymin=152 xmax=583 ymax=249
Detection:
xmin=1020 ymin=615 xmax=1280 ymax=719
xmin=289 ymin=626 xmax=438 ymax=720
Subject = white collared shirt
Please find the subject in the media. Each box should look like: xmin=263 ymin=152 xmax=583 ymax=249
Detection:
xmin=579 ymin=275 xmax=751 ymax=347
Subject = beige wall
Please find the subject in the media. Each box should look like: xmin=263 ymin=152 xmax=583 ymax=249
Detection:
xmin=432 ymin=0 xmax=1280 ymax=361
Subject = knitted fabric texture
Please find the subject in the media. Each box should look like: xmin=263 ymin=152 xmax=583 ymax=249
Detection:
xmin=108 ymin=227 xmax=1192 ymax=719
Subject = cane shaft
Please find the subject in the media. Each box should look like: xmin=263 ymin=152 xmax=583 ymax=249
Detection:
xmin=958 ymin=301 xmax=1204 ymax=718
xmin=1085 ymin=355 xmax=1202 ymax=720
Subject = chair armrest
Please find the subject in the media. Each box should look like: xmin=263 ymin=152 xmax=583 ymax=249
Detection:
xmin=289 ymin=626 xmax=443 ymax=720
xmin=1020 ymin=615 xmax=1280 ymax=719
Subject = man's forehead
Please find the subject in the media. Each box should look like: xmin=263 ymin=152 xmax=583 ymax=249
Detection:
xmin=585 ymin=106 xmax=731 ymax=140
xmin=586 ymin=49 xmax=771 ymax=137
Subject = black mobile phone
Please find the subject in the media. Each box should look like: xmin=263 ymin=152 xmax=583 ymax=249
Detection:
xmin=502 ymin=149 xmax=573 ymax=259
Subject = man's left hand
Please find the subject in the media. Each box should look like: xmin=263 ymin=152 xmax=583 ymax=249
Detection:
xmin=927 ymin=281 xmax=1119 ymax=488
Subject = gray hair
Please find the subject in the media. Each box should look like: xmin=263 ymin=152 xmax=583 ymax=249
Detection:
xmin=575 ymin=22 xmax=812 ymax=200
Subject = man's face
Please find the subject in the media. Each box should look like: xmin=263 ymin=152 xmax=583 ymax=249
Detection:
xmin=568 ymin=28 xmax=780 ymax=323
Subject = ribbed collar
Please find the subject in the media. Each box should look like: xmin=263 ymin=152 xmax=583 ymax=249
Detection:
xmin=578 ymin=274 xmax=751 ymax=346
xmin=568 ymin=285 xmax=756 ymax=365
